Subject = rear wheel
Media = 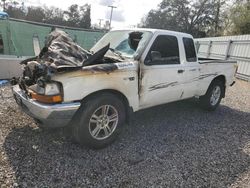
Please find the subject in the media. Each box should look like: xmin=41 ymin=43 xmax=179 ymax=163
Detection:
xmin=72 ymin=93 xmax=126 ymax=149
xmin=199 ymin=80 xmax=224 ymax=111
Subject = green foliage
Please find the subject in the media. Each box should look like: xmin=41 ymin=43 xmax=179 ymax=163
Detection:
xmin=230 ymin=1 xmax=250 ymax=34
xmin=79 ymin=5 xmax=91 ymax=29
xmin=43 ymin=7 xmax=65 ymax=25
xmin=1 ymin=1 xmax=91 ymax=29
xmin=141 ymin=0 xmax=228 ymax=37
xmin=64 ymin=4 xmax=91 ymax=28
xmin=26 ymin=7 xmax=45 ymax=22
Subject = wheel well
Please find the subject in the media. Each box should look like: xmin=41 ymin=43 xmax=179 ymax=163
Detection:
xmin=213 ymin=75 xmax=226 ymax=85
xmin=211 ymin=75 xmax=226 ymax=97
xmin=80 ymin=89 xmax=132 ymax=123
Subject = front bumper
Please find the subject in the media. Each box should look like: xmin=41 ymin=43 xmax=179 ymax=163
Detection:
xmin=12 ymin=85 xmax=81 ymax=128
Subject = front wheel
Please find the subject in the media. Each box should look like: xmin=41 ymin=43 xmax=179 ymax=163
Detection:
xmin=199 ymin=80 xmax=224 ymax=111
xmin=72 ymin=93 xmax=126 ymax=149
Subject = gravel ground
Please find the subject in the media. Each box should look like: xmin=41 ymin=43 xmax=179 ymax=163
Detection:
xmin=0 ymin=80 xmax=250 ymax=188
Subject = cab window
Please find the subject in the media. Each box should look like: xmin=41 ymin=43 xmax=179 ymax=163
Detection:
xmin=183 ymin=37 xmax=197 ymax=62
xmin=145 ymin=35 xmax=180 ymax=65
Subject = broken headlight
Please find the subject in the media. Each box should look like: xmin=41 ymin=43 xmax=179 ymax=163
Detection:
xmin=29 ymin=81 xmax=63 ymax=103
xmin=44 ymin=83 xmax=61 ymax=96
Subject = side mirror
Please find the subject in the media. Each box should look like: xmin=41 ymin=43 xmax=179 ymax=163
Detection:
xmin=151 ymin=51 xmax=161 ymax=61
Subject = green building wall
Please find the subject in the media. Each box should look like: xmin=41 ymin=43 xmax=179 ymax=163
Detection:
xmin=0 ymin=18 xmax=105 ymax=56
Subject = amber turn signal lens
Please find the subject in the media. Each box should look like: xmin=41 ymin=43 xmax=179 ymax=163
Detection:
xmin=30 ymin=90 xmax=62 ymax=103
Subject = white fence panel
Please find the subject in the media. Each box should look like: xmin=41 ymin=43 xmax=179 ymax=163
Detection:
xmin=195 ymin=35 xmax=250 ymax=81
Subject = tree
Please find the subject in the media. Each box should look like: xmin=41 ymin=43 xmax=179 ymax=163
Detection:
xmin=141 ymin=0 xmax=228 ymax=37
xmin=64 ymin=4 xmax=91 ymax=28
xmin=26 ymin=6 xmax=45 ymax=22
xmin=2 ymin=2 xmax=92 ymax=29
xmin=230 ymin=0 xmax=250 ymax=34
xmin=4 ymin=1 xmax=26 ymax=19
xmin=64 ymin=4 xmax=80 ymax=27
xmin=44 ymin=6 xmax=65 ymax=25
xmin=79 ymin=4 xmax=91 ymax=29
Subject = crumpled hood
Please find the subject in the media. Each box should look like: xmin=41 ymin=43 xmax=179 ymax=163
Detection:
xmin=38 ymin=29 xmax=91 ymax=68
xmin=15 ymin=29 xmax=118 ymax=87
xmin=21 ymin=29 xmax=111 ymax=70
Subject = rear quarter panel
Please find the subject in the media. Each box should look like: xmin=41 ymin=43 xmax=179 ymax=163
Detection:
xmin=197 ymin=61 xmax=237 ymax=96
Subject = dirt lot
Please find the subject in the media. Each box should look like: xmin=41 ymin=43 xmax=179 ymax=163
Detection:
xmin=0 ymin=80 xmax=250 ymax=188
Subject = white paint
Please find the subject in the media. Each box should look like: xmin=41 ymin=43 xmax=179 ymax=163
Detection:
xmin=52 ymin=29 xmax=237 ymax=112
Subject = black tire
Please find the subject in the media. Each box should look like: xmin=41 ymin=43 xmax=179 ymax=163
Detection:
xmin=199 ymin=80 xmax=224 ymax=111
xmin=72 ymin=93 xmax=126 ymax=149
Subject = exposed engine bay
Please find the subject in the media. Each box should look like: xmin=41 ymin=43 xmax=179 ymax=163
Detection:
xmin=12 ymin=30 xmax=120 ymax=87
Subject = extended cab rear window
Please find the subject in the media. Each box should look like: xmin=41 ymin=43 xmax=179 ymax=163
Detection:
xmin=145 ymin=35 xmax=180 ymax=65
xmin=183 ymin=37 xmax=197 ymax=62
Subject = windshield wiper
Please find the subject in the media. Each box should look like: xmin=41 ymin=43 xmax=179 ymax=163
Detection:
xmin=109 ymin=48 xmax=125 ymax=60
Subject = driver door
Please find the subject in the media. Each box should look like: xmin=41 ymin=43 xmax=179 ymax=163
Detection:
xmin=139 ymin=34 xmax=185 ymax=109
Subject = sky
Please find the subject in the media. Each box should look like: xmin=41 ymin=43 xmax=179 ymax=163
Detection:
xmin=22 ymin=0 xmax=162 ymax=28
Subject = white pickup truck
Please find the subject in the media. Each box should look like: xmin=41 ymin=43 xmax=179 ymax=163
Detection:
xmin=12 ymin=28 xmax=237 ymax=148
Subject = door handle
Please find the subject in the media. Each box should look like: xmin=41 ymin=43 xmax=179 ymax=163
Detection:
xmin=178 ymin=69 xmax=185 ymax=73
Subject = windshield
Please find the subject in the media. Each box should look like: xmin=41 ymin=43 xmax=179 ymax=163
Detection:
xmin=90 ymin=30 xmax=153 ymax=59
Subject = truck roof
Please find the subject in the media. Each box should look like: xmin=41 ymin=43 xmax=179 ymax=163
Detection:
xmin=111 ymin=28 xmax=193 ymax=39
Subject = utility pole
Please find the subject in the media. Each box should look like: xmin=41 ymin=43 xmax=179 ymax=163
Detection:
xmin=98 ymin=19 xmax=103 ymax=28
xmin=108 ymin=5 xmax=117 ymax=30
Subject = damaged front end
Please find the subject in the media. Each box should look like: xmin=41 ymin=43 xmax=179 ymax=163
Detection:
xmin=11 ymin=29 xmax=149 ymax=104
xmin=11 ymin=29 xmax=151 ymax=128
xmin=11 ymin=29 xmax=121 ymax=104
xmin=12 ymin=30 xmax=152 ymax=104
